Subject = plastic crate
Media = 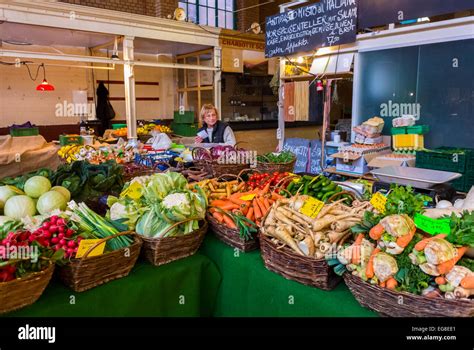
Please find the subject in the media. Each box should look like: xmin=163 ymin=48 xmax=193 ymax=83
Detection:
xmin=173 ymin=111 xmax=195 ymax=124
xmin=10 ymin=127 xmax=39 ymax=137
xmin=393 ymin=134 xmax=424 ymax=150
xmin=59 ymin=134 xmax=83 ymax=146
xmin=406 ymin=125 xmax=430 ymax=135
xmin=112 ymin=124 xmax=127 ymax=130
xmin=391 ymin=127 xmax=407 ymax=135
xmin=416 ymin=148 xmax=469 ymax=173
xmin=171 ymin=123 xmax=197 ymax=137
xmin=451 ymin=174 xmax=473 ymax=193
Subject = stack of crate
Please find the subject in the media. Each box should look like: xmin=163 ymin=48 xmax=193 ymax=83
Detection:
xmin=171 ymin=111 xmax=198 ymax=137
xmin=391 ymin=125 xmax=430 ymax=151
xmin=416 ymin=147 xmax=474 ymax=192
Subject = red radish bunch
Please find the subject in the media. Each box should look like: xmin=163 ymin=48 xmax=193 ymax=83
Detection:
xmin=32 ymin=216 xmax=82 ymax=259
xmin=1 ymin=231 xmax=31 ymax=248
xmin=0 ymin=265 xmax=16 ymax=282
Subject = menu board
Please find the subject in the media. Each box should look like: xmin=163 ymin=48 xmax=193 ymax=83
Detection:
xmin=308 ymin=140 xmax=326 ymax=175
xmin=282 ymin=138 xmax=310 ymax=173
xmin=358 ymin=0 xmax=473 ymax=28
xmin=265 ymin=0 xmax=358 ymax=58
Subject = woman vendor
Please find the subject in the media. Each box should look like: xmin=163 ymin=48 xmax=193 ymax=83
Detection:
xmin=195 ymin=104 xmax=236 ymax=146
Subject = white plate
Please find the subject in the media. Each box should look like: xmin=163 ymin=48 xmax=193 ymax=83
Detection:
xmin=371 ymin=166 xmax=462 ymax=189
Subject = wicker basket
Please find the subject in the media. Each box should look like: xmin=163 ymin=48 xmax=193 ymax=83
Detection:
xmin=58 ymin=232 xmax=142 ymax=292
xmin=259 ymin=233 xmax=340 ymax=290
xmin=344 ymin=273 xmax=474 ymax=317
xmin=207 ymin=213 xmax=259 ymax=252
xmin=192 ymin=146 xmax=251 ymax=178
xmin=0 ymin=263 xmax=54 ymax=314
xmin=123 ymin=161 xmax=169 ymax=182
xmin=140 ymin=219 xmax=208 ymax=266
xmin=256 ymin=157 xmax=296 ymax=174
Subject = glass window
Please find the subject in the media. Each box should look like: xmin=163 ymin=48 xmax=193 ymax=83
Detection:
xmin=199 ymin=6 xmax=207 ymax=25
xmin=179 ymin=0 xmax=234 ymax=29
xmin=207 ymin=7 xmax=215 ymax=27
xmin=355 ymin=39 xmax=474 ymax=148
xmin=218 ymin=11 xmax=225 ymax=28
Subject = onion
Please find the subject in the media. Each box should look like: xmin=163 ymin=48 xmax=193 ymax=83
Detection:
xmin=436 ymin=200 xmax=453 ymax=209
xmin=453 ymin=199 xmax=464 ymax=209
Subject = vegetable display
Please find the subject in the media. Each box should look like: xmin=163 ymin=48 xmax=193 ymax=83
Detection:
xmin=57 ymin=143 xmax=135 ymax=164
xmin=257 ymin=151 xmax=295 ymax=164
xmin=384 ymin=184 xmax=430 ymax=217
xmin=51 ymin=160 xmax=124 ymax=203
xmin=245 ymin=172 xmax=289 ymax=191
xmin=107 ymin=172 xmax=207 ymax=238
xmin=261 ymin=196 xmax=369 ymax=259
xmin=286 ymin=175 xmax=350 ymax=204
xmin=329 ymin=202 xmax=474 ymax=300
xmin=207 ymin=182 xmax=281 ymax=240
xmin=0 ymin=168 xmax=52 ymax=191
xmin=0 ymin=178 xmax=71 ymax=220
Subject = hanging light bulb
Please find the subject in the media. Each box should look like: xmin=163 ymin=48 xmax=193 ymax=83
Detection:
xmin=111 ymin=37 xmax=120 ymax=60
xmin=36 ymin=64 xmax=55 ymax=91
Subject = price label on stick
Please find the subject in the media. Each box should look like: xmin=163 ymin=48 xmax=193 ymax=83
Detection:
xmin=75 ymin=239 xmax=106 ymax=259
xmin=120 ymin=181 xmax=143 ymax=200
xmin=300 ymin=196 xmax=325 ymax=218
xmin=414 ymin=213 xmax=451 ymax=235
xmin=240 ymin=194 xmax=256 ymax=201
xmin=370 ymin=192 xmax=387 ymax=214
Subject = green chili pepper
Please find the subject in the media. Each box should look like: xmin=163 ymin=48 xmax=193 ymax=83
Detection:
xmin=303 ymin=182 xmax=310 ymax=195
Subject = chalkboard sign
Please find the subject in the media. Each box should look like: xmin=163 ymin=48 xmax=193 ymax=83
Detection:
xmin=308 ymin=140 xmax=326 ymax=175
xmin=282 ymin=138 xmax=310 ymax=173
xmin=358 ymin=0 xmax=473 ymax=29
xmin=265 ymin=0 xmax=358 ymax=58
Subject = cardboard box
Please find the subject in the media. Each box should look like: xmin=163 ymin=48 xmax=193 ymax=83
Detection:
xmin=368 ymin=156 xmax=416 ymax=168
xmin=332 ymin=149 xmax=390 ymax=175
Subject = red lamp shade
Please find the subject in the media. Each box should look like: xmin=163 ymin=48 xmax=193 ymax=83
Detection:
xmin=36 ymin=79 xmax=55 ymax=91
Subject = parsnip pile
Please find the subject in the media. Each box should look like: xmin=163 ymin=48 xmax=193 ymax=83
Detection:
xmin=261 ymin=195 xmax=372 ymax=259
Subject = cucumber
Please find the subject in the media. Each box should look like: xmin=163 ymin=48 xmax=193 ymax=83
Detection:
xmin=316 ymin=192 xmax=324 ymax=200
xmin=322 ymin=190 xmax=336 ymax=202
xmin=321 ymin=182 xmax=337 ymax=193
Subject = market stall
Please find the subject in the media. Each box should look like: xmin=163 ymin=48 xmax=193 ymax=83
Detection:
xmin=1 ymin=0 xmax=474 ymax=324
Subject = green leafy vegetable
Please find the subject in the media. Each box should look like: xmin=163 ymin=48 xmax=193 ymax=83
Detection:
xmin=394 ymin=234 xmax=432 ymax=294
xmin=257 ymin=151 xmax=295 ymax=164
xmin=385 ymin=185 xmax=431 ymax=217
xmin=446 ymin=210 xmax=474 ymax=247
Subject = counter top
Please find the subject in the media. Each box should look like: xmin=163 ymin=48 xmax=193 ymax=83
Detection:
xmin=229 ymin=120 xmax=320 ymax=131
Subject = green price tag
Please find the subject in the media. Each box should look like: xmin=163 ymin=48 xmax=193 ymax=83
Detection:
xmin=414 ymin=213 xmax=451 ymax=235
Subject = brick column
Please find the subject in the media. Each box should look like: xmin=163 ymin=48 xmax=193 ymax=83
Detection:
xmin=155 ymin=0 xmax=179 ymax=18
xmin=236 ymin=0 xmax=259 ymax=32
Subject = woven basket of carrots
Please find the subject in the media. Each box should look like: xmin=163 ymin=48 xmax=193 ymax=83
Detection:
xmin=207 ymin=181 xmax=282 ymax=252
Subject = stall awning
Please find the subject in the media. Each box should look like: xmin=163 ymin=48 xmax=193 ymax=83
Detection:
xmin=310 ymin=53 xmax=354 ymax=75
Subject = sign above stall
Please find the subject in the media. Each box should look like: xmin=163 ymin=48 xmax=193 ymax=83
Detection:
xmin=265 ymin=0 xmax=358 ymax=58
xmin=358 ymin=0 xmax=473 ymax=29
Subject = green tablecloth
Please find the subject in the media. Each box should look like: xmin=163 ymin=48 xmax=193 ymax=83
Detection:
xmin=7 ymin=254 xmax=221 ymax=317
xmin=4 ymin=234 xmax=378 ymax=317
xmin=199 ymin=235 xmax=377 ymax=317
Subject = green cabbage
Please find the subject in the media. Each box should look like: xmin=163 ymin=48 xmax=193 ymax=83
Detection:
xmin=4 ymin=195 xmax=36 ymax=220
xmin=36 ymin=191 xmax=67 ymax=215
xmin=24 ymin=176 xmax=51 ymax=198
xmin=0 ymin=186 xmax=17 ymax=211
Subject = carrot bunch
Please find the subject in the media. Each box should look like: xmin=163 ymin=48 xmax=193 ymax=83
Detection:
xmin=208 ymin=182 xmax=284 ymax=230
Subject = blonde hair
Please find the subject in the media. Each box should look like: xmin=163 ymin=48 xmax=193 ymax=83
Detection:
xmin=200 ymin=104 xmax=219 ymax=122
